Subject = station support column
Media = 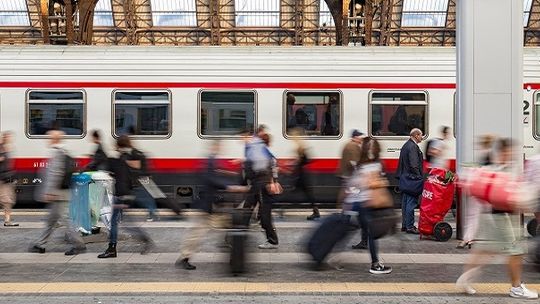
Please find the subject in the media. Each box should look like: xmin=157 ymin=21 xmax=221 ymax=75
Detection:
xmin=456 ymin=0 xmax=524 ymax=239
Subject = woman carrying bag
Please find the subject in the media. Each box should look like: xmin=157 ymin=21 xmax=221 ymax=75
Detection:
xmin=345 ymin=137 xmax=393 ymax=274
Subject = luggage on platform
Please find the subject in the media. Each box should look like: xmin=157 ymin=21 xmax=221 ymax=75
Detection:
xmin=307 ymin=213 xmax=351 ymax=265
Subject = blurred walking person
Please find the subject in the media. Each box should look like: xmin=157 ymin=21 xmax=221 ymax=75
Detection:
xmin=0 ymin=131 xmax=17 ymax=227
xmin=336 ymin=130 xmax=364 ymax=207
xmin=397 ymin=128 xmax=424 ymax=234
xmin=288 ymin=128 xmax=319 ymax=220
xmin=29 ymin=130 xmax=86 ymax=255
xmin=98 ymin=135 xmax=153 ymax=258
xmin=426 ymin=126 xmax=450 ymax=169
xmin=83 ymin=129 xmax=108 ymax=171
xmin=244 ymin=129 xmax=281 ymax=249
xmin=457 ymin=134 xmax=494 ymax=249
xmin=176 ymin=141 xmax=247 ymax=270
xmin=456 ymin=138 xmax=538 ymax=299
xmin=344 ymin=138 xmax=392 ymax=274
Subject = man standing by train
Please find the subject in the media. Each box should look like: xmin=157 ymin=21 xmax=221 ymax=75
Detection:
xmin=397 ymin=128 xmax=424 ymax=234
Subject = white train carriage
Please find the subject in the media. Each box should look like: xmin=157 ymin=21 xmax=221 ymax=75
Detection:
xmin=0 ymin=46 xmax=539 ymax=205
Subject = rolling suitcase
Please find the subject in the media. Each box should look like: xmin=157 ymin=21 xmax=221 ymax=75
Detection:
xmin=307 ymin=213 xmax=351 ymax=264
xmin=229 ymin=209 xmax=251 ymax=274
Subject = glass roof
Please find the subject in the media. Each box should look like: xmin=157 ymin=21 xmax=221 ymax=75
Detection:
xmin=524 ymin=0 xmax=533 ymax=27
xmin=0 ymin=0 xmax=30 ymax=26
xmin=150 ymin=0 xmax=197 ymax=27
xmin=401 ymin=0 xmax=449 ymax=27
xmin=319 ymin=0 xmax=334 ymax=27
xmin=94 ymin=0 xmax=114 ymax=27
xmin=235 ymin=0 xmax=280 ymax=27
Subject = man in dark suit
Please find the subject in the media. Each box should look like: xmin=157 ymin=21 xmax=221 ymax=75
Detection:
xmin=396 ymin=128 xmax=424 ymax=234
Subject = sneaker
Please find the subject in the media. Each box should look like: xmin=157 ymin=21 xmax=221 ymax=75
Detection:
xmin=146 ymin=216 xmax=154 ymax=222
xmin=258 ymin=241 xmax=278 ymax=249
xmin=456 ymin=276 xmax=477 ymax=295
xmin=29 ymin=245 xmax=46 ymax=254
xmin=406 ymin=227 xmax=420 ymax=235
xmin=352 ymin=240 xmax=368 ymax=250
xmin=307 ymin=212 xmax=320 ymax=221
xmin=510 ymin=284 xmax=538 ymax=299
xmin=4 ymin=222 xmax=19 ymax=227
xmin=369 ymin=262 xmax=392 ymax=274
xmin=65 ymin=247 xmax=86 ymax=256
xmin=175 ymin=258 xmax=196 ymax=270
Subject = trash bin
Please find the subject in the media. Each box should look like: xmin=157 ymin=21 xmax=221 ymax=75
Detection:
xmin=88 ymin=171 xmax=114 ymax=231
xmin=69 ymin=173 xmax=92 ymax=234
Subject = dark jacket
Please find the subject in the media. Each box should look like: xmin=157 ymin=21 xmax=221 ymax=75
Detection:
xmin=127 ymin=148 xmax=149 ymax=188
xmin=107 ymin=153 xmax=133 ymax=197
xmin=198 ymin=155 xmax=228 ymax=213
xmin=396 ymin=138 xmax=424 ymax=179
xmin=84 ymin=143 xmax=108 ymax=171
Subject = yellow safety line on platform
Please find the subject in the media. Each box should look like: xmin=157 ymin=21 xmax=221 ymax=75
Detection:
xmin=0 ymin=282 xmax=538 ymax=294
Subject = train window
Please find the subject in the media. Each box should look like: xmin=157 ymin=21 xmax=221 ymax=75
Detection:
xmin=199 ymin=91 xmax=256 ymax=137
xmin=113 ymin=90 xmax=171 ymax=137
xmin=26 ymin=90 xmax=85 ymax=137
xmin=369 ymin=91 xmax=428 ymax=137
xmin=284 ymin=91 xmax=341 ymax=137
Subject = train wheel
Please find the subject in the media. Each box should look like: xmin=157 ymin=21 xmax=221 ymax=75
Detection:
xmin=527 ymin=218 xmax=538 ymax=237
xmin=433 ymin=222 xmax=453 ymax=242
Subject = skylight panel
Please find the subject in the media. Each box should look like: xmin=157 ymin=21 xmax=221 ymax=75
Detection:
xmin=0 ymin=0 xmax=30 ymax=26
xmin=235 ymin=0 xmax=280 ymax=27
xmin=151 ymin=0 xmax=197 ymax=27
xmin=401 ymin=0 xmax=449 ymax=27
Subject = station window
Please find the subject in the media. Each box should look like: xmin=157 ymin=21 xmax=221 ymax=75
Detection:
xmin=27 ymin=91 xmax=85 ymax=137
xmin=113 ymin=91 xmax=171 ymax=137
xmin=199 ymin=91 xmax=256 ymax=137
xmin=370 ymin=91 xmax=428 ymax=137
xmin=285 ymin=91 xmax=341 ymax=137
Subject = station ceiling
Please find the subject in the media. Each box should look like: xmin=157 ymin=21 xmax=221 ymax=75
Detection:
xmin=0 ymin=0 xmax=539 ymax=46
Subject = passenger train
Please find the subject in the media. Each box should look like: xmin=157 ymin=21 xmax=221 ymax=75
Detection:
xmin=0 ymin=46 xmax=539 ymax=205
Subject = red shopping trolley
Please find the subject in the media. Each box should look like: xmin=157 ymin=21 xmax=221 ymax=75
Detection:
xmin=418 ymin=168 xmax=455 ymax=242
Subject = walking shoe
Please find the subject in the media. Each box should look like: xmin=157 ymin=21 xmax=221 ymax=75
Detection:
xmin=258 ymin=241 xmax=278 ymax=249
xmin=406 ymin=227 xmax=419 ymax=235
xmin=65 ymin=247 xmax=86 ymax=256
xmin=456 ymin=270 xmax=477 ymax=295
xmin=327 ymin=255 xmax=345 ymax=271
xmin=307 ymin=211 xmax=320 ymax=221
xmin=352 ymin=240 xmax=368 ymax=250
xmin=369 ymin=262 xmax=392 ymax=274
xmin=510 ymin=284 xmax=538 ymax=299
xmin=4 ymin=222 xmax=19 ymax=227
xmin=176 ymin=258 xmax=196 ymax=270
xmin=28 ymin=245 xmax=46 ymax=254
xmin=97 ymin=243 xmax=117 ymax=259
xmin=145 ymin=216 xmax=154 ymax=222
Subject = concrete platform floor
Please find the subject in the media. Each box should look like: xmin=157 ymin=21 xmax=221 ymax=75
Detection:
xmin=0 ymin=209 xmax=537 ymax=303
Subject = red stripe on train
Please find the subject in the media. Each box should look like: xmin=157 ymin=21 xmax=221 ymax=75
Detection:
xmin=12 ymin=158 xmax=456 ymax=174
xmin=0 ymin=81 xmax=456 ymax=90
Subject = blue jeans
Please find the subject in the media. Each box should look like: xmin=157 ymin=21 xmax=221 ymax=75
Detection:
xmin=353 ymin=201 xmax=378 ymax=264
xmin=401 ymin=193 xmax=418 ymax=230
xmin=109 ymin=197 xmax=150 ymax=245
xmin=133 ymin=187 xmax=157 ymax=217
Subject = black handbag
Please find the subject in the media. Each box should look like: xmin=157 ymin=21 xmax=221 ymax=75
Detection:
xmin=398 ymin=174 xmax=424 ymax=196
xmin=368 ymin=208 xmax=398 ymax=240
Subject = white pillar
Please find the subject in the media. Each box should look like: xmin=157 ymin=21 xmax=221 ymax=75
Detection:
xmin=456 ymin=0 xmax=523 ymax=239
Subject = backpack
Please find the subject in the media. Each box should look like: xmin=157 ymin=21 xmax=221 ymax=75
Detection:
xmin=60 ymin=152 xmax=76 ymax=189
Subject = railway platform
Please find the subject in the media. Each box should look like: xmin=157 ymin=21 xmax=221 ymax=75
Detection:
xmin=0 ymin=209 xmax=538 ymax=304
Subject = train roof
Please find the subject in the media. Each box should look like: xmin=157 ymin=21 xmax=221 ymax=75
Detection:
xmin=0 ymin=46 xmax=540 ymax=81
